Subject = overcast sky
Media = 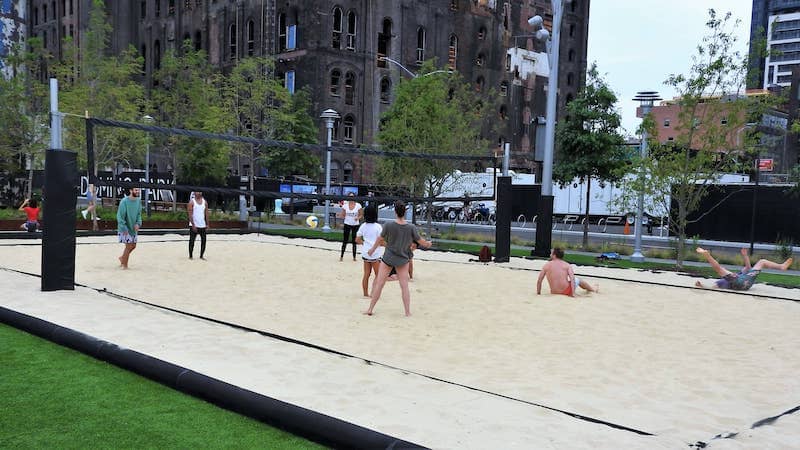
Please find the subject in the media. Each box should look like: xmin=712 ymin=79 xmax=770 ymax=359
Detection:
xmin=586 ymin=0 xmax=752 ymax=136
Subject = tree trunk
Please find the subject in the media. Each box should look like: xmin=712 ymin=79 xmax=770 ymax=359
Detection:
xmin=26 ymin=153 xmax=34 ymax=199
xmin=675 ymin=203 xmax=687 ymax=269
xmin=583 ymin=179 xmax=591 ymax=249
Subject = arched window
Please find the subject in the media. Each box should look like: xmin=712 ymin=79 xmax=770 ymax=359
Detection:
xmin=500 ymin=81 xmax=508 ymax=96
xmin=168 ymin=0 xmax=175 ymax=15
xmin=247 ymin=20 xmax=255 ymax=56
xmin=194 ymin=30 xmax=202 ymax=51
xmin=478 ymin=26 xmax=486 ymax=40
xmin=42 ymin=5 xmax=47 ymax=22
xmin=141 ymin=44 xmax=147 ymax=73
xmin=69 ymin=0 xmax=73 ymax=15
xmin=277 ymin=13 xmax=287 ymax=52
xmin=499 ymin=105 xmax=507 ymax=120
xmin=476 ymin=53 xmax=485 ymax=66
xmin=331 ymin=7 xmax=342 ymax=49
xmin=567 ymin=72 xmax=574 ymax=86
xmin=229 ymin=24 xmax=237 ymax=60
xmin=330 ymin=69 xmax=341 ymax=96
xmin=568 ymin=48 xmax=575 ymax=62
xmin=343 ymin=116 xmax=355 ymax=144
xmin=569 ymin=24 xmax=575 ymax=38
xmin=331 ymin=160 xmax=341 ymax=182
xmin=51 ymin=1 xmax=55 ymax=20
xmin=450 ymin=0 xmax=458 ymax=11
xmin=155 ymin=0 xmax=161 ymax=17
xmin=343 ymin=161 xmax=354 ymax=182
xmin=380 ymin=77 xmax=391 ymax=103
xmin=377 ymin=18 xmax=392 ymax=67
xmin=346 ymin=11 xmax=357 ymax=51
xmin=566 ymin=93 xmax=574 ymax=103
xmin=332 ymin=119 xmax=340 ymax=143
xmin=183 ymin=32 xmax=191 ymax=45
xmin=154 ymin=40 xmax=161 ymax=70
xmin=416 ymin=27 xmax=426 ymax=63
xmin=344 ymin=72 xmax=355 ymax=105
xmin=34 ymin=7 xmax=38 ymax=26
xmin=448 ymin=34 xmax=458 ymax=70
xmin=475 ymin=76 xmax=485 ymax=92
xmin=61 ymin=0 xmax=65 ymax=17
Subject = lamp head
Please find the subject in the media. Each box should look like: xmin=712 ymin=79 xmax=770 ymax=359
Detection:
xmin=535 ymin=28 xmax=550 ymax=41
xmin=320 ymin=108 xmax=340 ymax=122
xmin=528 ymin=15 xmax=543 ymax=29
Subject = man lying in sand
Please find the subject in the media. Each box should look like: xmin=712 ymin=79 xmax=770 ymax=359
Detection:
xmin=695 ymin=247 xmax=792 ymax=291
xmin=536 ymin=248 xmax=598 ymax=297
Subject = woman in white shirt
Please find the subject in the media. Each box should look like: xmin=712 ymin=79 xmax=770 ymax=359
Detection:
xmin=337 ymin=192 xmax=363 ymax=261
xmin=355 ymin=205 xmax=383 ymax=297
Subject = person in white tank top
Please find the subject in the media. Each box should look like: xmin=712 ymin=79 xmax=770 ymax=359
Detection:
xmin=188 ymin=191 xmax=210 ymax=259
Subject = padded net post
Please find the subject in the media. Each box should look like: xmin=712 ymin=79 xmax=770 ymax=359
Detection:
xmin=42 ymin=150 xmax=78 ymax=291
xmin=494 ymin=176 xmax=512 ymax=263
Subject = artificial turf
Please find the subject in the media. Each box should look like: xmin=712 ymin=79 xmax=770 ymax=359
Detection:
xmin=0 ymin=323 xmax=325 ymax=449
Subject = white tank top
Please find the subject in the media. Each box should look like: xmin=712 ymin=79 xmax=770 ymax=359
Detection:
xmin=191 ymin=198 xmax=207 ymax=228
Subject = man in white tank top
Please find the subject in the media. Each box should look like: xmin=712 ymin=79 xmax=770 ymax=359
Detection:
xmin=188 ymin=191 xmax=210 ymax=259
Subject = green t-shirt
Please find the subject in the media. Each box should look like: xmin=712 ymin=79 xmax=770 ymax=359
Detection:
xmin=117 ymin=196 xmax=142 ymax=235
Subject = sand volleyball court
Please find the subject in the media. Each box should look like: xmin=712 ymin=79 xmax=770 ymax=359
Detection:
xmin=1 ymin=233 xmax=798 ymax=449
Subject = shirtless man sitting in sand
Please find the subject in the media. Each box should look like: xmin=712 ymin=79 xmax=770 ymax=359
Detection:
xmin=536 ymin=248 xmax=599 ymax=297
xmin=695 ymin=247 xmax=792 ymax=291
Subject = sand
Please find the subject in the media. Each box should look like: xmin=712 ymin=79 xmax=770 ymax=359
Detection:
xmin=1 ymin=233 xmax=798 ymax=449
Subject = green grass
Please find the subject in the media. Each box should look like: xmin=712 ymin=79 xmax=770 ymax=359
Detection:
xmin=0 ymin=323 xmax=325 ymax=449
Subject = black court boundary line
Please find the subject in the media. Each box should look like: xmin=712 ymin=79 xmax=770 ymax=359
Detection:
xmin=0 ymin=265 xmax=655 ymax=438
xmin=0 ymin=305 xmax=423 ymax=450
xmin=690 ymin=404 xmax=800 ymax=448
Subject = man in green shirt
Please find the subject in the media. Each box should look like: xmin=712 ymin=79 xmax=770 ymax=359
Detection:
xmin=117 ymin=188 xmax=142 ymax=269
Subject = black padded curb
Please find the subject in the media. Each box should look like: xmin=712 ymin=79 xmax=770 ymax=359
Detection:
xmin=0 ymin=306 xmax=426 ymax=449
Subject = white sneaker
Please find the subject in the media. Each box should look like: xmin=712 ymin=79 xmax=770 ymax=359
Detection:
xmin=81 ymin=210 xmax=88 ymax=219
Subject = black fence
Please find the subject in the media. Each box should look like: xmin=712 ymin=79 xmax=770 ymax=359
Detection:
xmin=682 ymin=185 xmax=800 ymax=244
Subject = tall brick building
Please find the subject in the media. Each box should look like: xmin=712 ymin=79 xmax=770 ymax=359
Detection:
xmin=25 ymin=0 xmax=590 ymax=182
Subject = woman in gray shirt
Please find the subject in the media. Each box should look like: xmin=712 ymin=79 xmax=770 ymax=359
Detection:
xmin=364 ymin=200 xmax=432 ymax=317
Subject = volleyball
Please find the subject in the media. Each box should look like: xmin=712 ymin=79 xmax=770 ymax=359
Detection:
xmin=306 ymin=215 xmax=319 ymax=228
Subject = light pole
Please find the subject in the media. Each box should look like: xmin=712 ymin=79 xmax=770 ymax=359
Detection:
xmin=142 ymin=114 xmax=155 ymax=217
xmin=630 ymin=91 xmax=661 ymax=263
xmin=320 ymin=108 xmax=340 ymax=232
xmin=528 ymin=2 xmax=566 ymax=257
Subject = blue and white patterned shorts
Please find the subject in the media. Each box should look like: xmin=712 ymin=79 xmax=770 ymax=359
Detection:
xmin=118 ymin=232 xmax=138 ymax=244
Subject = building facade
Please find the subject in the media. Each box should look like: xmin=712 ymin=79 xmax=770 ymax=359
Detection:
xmin=748 ymin=0 xmax=800 ymax=89
xmin=24 ymin=0 xmax=591 ymax=183
xmin=2 ymin=0 xmax=27 ymax=78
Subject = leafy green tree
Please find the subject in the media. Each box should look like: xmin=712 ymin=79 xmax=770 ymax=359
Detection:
xmin=226 ymin=57 xmax=319 ymax=179
xmin=0 ymin=39 xmax=50 ymax=198
xmin=617 ymin=10 xmax=781 ymax=267
xmin=54 ymin=0 xmax=148 ymax=174
xmin=554 ymin=63 xmax=627 ymax=249
xmin=152 ymin=41 xmax=233 ymax=187
xmin=377 ymin=60 xmax=495 ymax=225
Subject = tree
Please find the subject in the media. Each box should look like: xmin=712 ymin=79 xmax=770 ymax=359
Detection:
xmin=554 ymin=63 xmax=627 ymax=249
xmin=54 ymin=0 xmax=148 ymax=174
xmin=0 ymin=39 xmax=50 ymax=199
xmin=227 ymin=57 xmax=319 ymax=179
xmin=152 ymin=41 xmax=233 ymax=188
xmin=376 ymin=60 xmax=495 ymax=226
xmin=617 ymin=10 xmax=781 ymax=267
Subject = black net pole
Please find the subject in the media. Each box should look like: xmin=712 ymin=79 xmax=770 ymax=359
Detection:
xmin=86 ymin=118 xmax=95 ymax=181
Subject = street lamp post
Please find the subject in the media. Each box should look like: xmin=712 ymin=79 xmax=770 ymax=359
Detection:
xmin=528 ymin=2 xmax=565 ymax=257
xmin=320 ymin=109 xmax=340 ymax=232
xmin=630 ymin=91 xmax=661 ymax=263
xmin=142 ymin=114 xmax=155 ymax=217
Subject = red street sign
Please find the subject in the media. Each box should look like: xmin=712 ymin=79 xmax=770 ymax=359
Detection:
xmin=757 ymin=159 xmax=774 ymax=172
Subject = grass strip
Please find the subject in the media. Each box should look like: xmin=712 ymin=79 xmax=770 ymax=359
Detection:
xmin=0 ymin=323 xmax=324 ymax=449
